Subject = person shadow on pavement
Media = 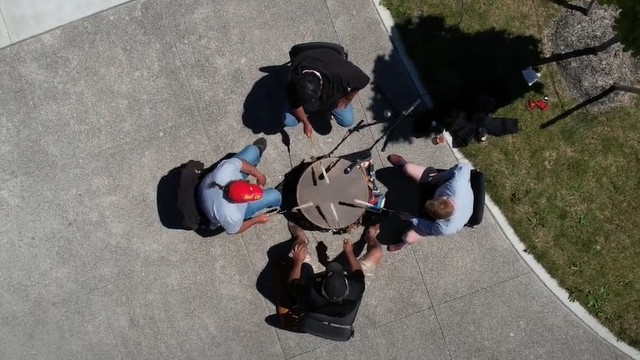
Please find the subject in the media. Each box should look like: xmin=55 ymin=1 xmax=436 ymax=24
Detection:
xmin=156 ymin=155 xmax=236 ymax=238
xmin=374 ymin=166 xmax=423 ymax=246
xmin=242 ymin=65 xmax=335 ymax=139
xmin=256 ymin=236 xmax=303 ymax=332
xmin=242 ymin=65 xmax=288 ymax=136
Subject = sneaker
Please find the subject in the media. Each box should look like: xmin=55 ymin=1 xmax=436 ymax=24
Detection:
xmin=387 ymin=154 xmax=406 ymax=167
xmin=253 ymin=137 xmax=267 ymax=156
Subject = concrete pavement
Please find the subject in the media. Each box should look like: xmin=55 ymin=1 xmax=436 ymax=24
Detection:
xmin=0 ymin=0 xmax=636 ymax=359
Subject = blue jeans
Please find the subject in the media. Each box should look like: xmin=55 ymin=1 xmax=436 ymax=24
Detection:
xmin=233 ymin=145 xmax=282 ymax=219
xmin=283 ymin=103 xmax=355 ymax=128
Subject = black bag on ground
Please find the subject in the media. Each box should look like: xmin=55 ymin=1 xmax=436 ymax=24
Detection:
xmin=176 ymin=160 xmax=205 ymax=230
xmin=298 ymin=299 xmax=362 ymax=341
xmin=289 ymin=42 xmax=348 ymax=61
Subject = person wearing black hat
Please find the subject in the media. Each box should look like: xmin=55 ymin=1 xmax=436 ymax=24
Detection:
xmin=284 ymin=48 xmax=370 ymax=138
xmin=287 ymin=222 xmax=382 ymax=317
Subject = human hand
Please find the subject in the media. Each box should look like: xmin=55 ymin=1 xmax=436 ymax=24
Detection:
xmin=343 ymin=239 xmax=353 ymax=253
xmin=303 ymin=122 xmax=313 ymax=139
xmin=255 ymin=172 xmax=267 ymax=186
xmin=291 ymin=243 xmax=307 ymax=264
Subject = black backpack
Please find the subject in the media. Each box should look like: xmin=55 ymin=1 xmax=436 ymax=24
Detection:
xmin=288 ymin=42 xmax=348 ymax=62
xmin=176 ymin=160 xmax=205 ymax=230
xmin=466 ymin=169 xmax=486 ymax=227
xmin=299 ymin=298 xmax=362 ymax=341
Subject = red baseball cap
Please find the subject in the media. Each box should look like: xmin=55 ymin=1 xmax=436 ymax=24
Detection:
xmin=224 ymin=180 xmax=263 ymax=203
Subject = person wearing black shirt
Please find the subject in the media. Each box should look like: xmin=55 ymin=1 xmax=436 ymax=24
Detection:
xmin=287 ymin=222 xmax=382 ymax=318
xmin=284 ymin=48 xmax=370 ymax=138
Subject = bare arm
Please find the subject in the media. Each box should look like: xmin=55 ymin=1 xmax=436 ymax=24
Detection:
xmin=288 ymin=243 xmax=308 ymax=283
xmin=336 ymin=89 xmax=360 ymax=109
xmin=345 ymin=89 xmax=360 ymax=102
xmin=292 ymin=106 xmax=313 ymax=138
xmin=343 ymin=240 xmax=362 ymax=272
xmin=240 ymin=160 xmax=266 ymax=186
xmin=235 ymin=214 xmax=269 ymax=234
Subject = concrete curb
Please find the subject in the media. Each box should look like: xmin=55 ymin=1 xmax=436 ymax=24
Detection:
xmin=369 ymin=1 xmax=640 ymax=358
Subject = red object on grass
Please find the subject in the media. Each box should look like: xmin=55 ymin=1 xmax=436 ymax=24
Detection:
xmin=525 ymin=99 xmax=549 ymax=111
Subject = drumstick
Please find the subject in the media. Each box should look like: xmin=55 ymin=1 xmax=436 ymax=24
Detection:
xmin=329 ymin=202 xmax=340 ymax=229
xmin=318 ymin=161 xmax=330 ymax=184
xmin=292 ymin=201 xmax=314 ymax=211
xmin=309 ymin=137 xmax=330 ymax=184
xmin=350 ymin=199 xmax=399 ymax=214
xmin=259 ymin=202 xmax=315 ymax=218
xmin=353 ymin=199 xmax=372 ymax=207
xmin=315 ymin=205 xmax=334 ymax=231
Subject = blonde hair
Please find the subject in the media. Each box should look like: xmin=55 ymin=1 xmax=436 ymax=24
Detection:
xmin=425 ymin=198 xmax=454 ymax=220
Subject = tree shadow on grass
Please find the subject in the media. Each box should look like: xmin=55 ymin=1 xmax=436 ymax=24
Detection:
xmin=366 ymin=48 xmax=430 ymax=149
xmin=396 ymin=16 xmax=544 ymax=113
xmin=547 ymin=0 xmax=594 ymax=15
xmin=371 ymin=16 xmax=545 ymax=147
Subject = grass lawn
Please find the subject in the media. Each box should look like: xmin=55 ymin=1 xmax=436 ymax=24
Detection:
xmin=382 ymin=0 xmax=640 ymax=348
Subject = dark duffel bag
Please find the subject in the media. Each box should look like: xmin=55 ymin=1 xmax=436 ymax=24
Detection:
xmin=289 ymin=42 xmax=348 ymax=61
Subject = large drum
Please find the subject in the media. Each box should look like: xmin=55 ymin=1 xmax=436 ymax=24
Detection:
xmin=296 ymin=157 xmax=369 ymax=231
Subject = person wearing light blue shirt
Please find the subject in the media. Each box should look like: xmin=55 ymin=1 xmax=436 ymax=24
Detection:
xmin=386 ymin=154 xmax=474 ymax=252
xmin=198 ymin=138 xmax=282 ymax=234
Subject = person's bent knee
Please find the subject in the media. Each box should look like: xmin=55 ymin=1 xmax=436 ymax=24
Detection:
xmin=264 ymin=189 xmax=283 ymax=208
xmin=332 ymin=106 xmax=355 ymax=127
xmin=334 ymin=113 xmax=354 ymax=127
xmin=235 ymin=144 xmax=261 ymax=164
xmin=283 ymin=113 xmax=299 ymax=127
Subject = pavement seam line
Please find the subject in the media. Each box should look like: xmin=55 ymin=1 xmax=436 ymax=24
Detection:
xmin=434 ymin=270 xmax=531 ymax=308
xmin=322 ymin=0 xmax=343 ymax=50
xmin=369 ymin=0 xmax=640 ymax=358
xmin=165 ymin=24 xmax=215 ymax=153
xmin=288 ymin=344 xmax=326 ymax=360
xmin=411 ymin=246 xmax=454 ymax=360
xmin=0 ymin=5 xmax=12 ymax=43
